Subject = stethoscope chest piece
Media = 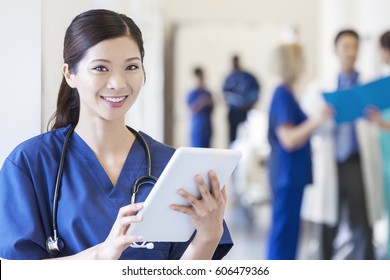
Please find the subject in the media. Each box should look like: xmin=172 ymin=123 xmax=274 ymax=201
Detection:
xmin=46 ymin=235 xmax=64 ymax=256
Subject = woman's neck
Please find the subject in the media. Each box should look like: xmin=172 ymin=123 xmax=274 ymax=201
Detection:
xmin=75 ymin=118 xmax=134 ymax=155
xmin=75 ymin=118 xmax=135 ymax=186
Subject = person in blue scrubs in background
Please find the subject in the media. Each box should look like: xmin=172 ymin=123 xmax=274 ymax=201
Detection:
xmin=187 ymin=67 xmax=214 ymax=148
xmin=267 ymin=43 xmax=331 ymax=259
xmin=0 ymin=9 xmax=233 ymax=260
xmin=222 ymin=55 xmax=260 ymax=144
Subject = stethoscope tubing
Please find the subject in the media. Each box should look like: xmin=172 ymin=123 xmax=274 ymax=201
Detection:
xmin=48 ymin=125 xmax=156 ymax=255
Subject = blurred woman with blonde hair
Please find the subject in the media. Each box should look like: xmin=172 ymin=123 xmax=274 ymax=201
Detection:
xmin=266 ymin=43 xmax=331 ymax=259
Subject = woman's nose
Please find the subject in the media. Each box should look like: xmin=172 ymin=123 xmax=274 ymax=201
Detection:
xmin=107 ymin=72 xmax=126 ymax=90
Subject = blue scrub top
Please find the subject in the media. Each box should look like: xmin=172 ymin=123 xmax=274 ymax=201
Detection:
xmin=187 ymin=87 xmax=213 ymax=147
xmin=222 ymin=70 xmax=260 ymax=110
xmin=0 ymin=125 xmax=233 ymax=260
xmin=267 ymin=84 xmax=312 ymax=188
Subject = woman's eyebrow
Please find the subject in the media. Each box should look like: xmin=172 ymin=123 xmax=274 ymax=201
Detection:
xmin=89 ymin=57 xmax=141 ymax=63
xmin=89 ymin=59 xmax=111 ymax=63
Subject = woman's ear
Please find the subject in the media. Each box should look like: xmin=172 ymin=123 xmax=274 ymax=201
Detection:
xmin=62 ymin=64 xmax=76 ymax=88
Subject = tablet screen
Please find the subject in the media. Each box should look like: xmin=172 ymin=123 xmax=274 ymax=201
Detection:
xmin=126 ymin=147 xmax=242 ymax=242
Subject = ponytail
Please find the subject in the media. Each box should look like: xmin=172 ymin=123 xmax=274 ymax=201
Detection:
xmin=47 ymin=77 xmax=80 ymax=131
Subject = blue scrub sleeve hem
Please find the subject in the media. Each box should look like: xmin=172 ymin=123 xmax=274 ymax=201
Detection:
xmin=212 ymin=243 xmax=233 ymax=260
xmin=212 ymin=220 xmax=234 ymax=259
xmin=0 ymin=250 xmax=49 ymax=260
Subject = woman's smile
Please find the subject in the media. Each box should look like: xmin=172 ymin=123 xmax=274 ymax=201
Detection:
xmin=100 ymin=95 xmax=129 ymax=107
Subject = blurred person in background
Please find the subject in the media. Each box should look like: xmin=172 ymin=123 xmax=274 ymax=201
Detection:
xmin=301 ymin=29 xmax=382 ymax=260
xmin=365 ymin=30 xmax=390 ymax=259
xmin=266 ymin=43 xmax=331 ymax=260
xmin=222 ymin=55 xmax=260 ymax=145
xmin=187 ymin=67 xmax=214 ymax=148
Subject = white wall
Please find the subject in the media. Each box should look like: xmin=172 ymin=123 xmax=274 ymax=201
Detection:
xmin=0 ymin=0 xmax=41 ymax=167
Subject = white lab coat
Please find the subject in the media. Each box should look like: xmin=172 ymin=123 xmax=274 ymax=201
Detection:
xmin=300 ymin=77 xmax=385 ymax=227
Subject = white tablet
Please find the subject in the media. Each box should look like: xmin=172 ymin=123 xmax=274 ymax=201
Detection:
xmin=126 ymin=147 xmax=242 ymax=242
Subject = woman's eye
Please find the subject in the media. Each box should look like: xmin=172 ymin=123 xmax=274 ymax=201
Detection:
xmin=126 ymin=65 xmax=139 ymax=71
xmin=93 ymin=66 xmax=108 ymax=72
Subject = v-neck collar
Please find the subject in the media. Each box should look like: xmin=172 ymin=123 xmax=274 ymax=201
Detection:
xmin=69 ymin=131 xmax=147 ymax=208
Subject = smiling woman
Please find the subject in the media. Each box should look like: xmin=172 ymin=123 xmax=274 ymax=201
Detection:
xmin=62 ymin=36 xmax=144 ymax=125
xmin=0 ymin=9 xmax=233 ymax=260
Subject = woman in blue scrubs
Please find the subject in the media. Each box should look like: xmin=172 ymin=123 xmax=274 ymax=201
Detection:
xmin=187 ymin=67 xmax=214 ymax=148
xmin=267 ymin=43 xmax=331 ymax=259
xmin=0 ymin=9 xmax=232 ymax=260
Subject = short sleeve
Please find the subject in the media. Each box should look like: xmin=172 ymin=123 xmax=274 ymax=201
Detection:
xmin=0 ymin=158 xmax=49 ymax=259
xmin=187 ymin=90 xmax=197 ymax=106
xmin=212 ymin=220 xmax=233 ymax=260
xmin=271 ymin=87 xmax=296 ymax=128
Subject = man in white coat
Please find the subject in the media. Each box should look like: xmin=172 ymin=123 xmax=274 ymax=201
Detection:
xmin=300 ymin=29 xmax=384 ymax=260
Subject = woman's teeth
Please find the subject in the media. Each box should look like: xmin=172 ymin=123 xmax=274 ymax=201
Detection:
xmin=103 ymin=96 xmax=126 ymax=103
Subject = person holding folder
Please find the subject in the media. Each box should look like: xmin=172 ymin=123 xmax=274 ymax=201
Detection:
xmin=301 ymin=29 xmax=382 ymax=260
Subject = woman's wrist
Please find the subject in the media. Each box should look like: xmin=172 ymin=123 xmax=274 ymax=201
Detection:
xmin=194 ymin=226 xmax=223 ymax=245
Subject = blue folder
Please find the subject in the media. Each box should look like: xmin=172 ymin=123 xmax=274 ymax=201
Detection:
xmin=323 ymin=76 xmax=390 ymax=123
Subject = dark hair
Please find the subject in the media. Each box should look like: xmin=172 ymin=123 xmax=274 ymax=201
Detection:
xmin=334 ymin=29 xmax=360 ymax=46
xmin=193 ymin=67 xmax=203 ymax=78
xmin=232 ymin=55 xmax=240 ymax=70
xmin=48 ymin=9 xmax=145 ymax=130
xmin=380 ymin=30 xmax=390 ymax=50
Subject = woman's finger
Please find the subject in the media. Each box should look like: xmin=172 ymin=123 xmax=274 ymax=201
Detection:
xmin=119 ymin=215 xmax=143 ymax=235
xmin=170 ymin=204 xmax=197 ymax=219
xmin=112 ymin=203 xmax=143 ymax=235
xmin=221 ymin=186 xmax=227 ymax=203
xmin=117 ymin=203 xmax=143 ymax=217
xmin=208 ymin=170 xmax=221 ymax=200
xmin=195 ymin=175 xmax=213 ymax=202
xmin=177 ymin=188 xmax=201 ymax=208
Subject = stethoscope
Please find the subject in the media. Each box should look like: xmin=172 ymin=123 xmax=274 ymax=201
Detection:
xmin=46 ymin=126 xmax=157 ymax=256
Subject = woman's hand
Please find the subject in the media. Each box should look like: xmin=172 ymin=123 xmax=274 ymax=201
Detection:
xmin=48 ymin=203 xmax=145 ymax=260
xmin=170 ymin=170 xmax=226 ymax=259
xmin=365 ymin=106 xmax=384 ymax=126
xmin=93 ymin=203 xmax=144 ymax=259
xmin=364 ymin=106 xmax=390 ymax=131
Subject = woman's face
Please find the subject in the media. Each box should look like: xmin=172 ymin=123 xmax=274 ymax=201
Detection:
xmin=64 ymin=36 xmax=144 ymax=124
